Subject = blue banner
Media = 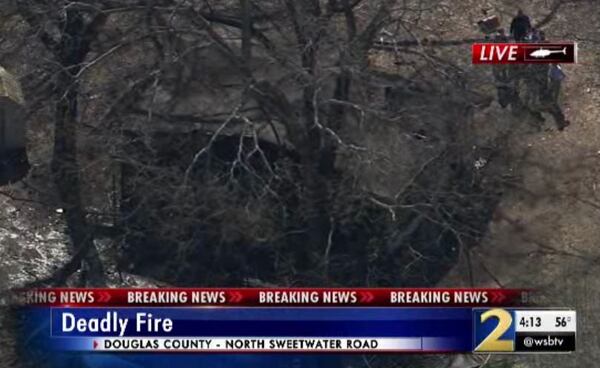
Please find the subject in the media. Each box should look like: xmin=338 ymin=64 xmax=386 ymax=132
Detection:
xmin=19 ymin=307 xmax=476 ymax=368
xmin=49 ymin=307 xmax=471 ymax=337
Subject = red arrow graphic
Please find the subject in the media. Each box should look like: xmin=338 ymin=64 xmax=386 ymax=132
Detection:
xmin=490 ymin=291 xmax=506 ymax=304
xmin=229 ymin=291 xmax=243 ymax=303
xmin=359 ymin=291 xmax=374 ymax=303
xmin=96 ymin=291 xmax=111 ymax=303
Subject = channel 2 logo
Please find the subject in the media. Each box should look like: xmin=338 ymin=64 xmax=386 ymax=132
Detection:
xmin=473 ymin=309 xmax=516 ymax=352
xmin=473 ymin=308 xmax=576 ymax=353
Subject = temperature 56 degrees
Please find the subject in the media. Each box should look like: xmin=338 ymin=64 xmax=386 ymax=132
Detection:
xmin=555 ymin=316 xmax=571 ymax=327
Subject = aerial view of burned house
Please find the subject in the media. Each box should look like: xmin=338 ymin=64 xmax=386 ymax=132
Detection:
xmin=110 ymin=5 xmax=499 ymax=287
xmin=0 ymin=1 xmax=510 ymax=289
xmin=3 ymin=1 xmax=600 ymax=367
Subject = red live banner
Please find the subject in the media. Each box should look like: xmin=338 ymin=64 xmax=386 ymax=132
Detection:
xmin=472 ymin=42 xmax=577 ymax=64
xmin=16 ymin=288 xmax=528 ymax=307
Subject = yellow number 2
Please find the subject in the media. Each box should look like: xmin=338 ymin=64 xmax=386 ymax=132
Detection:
xmin=474 ymin=309 xmax=514 ymax=352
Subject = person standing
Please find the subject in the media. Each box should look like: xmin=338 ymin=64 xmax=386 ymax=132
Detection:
xmin=522 ymin=63 xmax=570 ymax=131
xmin=510 ymin=9 xmax=532 ymax=41
xmin=544 ymin=64 xmax=570 ymax=130
xmin=492 ymin=29 xmax=517 ymax=108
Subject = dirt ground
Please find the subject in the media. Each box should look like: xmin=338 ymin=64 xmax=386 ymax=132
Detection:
xmin=439 ymin=1 xmax=600 ymax=367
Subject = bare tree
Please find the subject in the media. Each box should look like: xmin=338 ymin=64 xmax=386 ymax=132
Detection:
xmin=12 ymin=1 xmax=111 ymax=285
xmin=3 ymin=0 xmax=504 ymax=287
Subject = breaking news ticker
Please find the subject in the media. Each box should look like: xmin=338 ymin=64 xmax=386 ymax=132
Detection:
xmin=9 ymin=287 xmax=575 ymax=367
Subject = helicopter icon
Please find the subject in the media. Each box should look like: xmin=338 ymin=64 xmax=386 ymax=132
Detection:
xmin=529 ymin=47 xmax=568 ymax=58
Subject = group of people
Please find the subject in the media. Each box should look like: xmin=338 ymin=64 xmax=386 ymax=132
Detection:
xmin=491 ymin=10 xmax=570 ymax=131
